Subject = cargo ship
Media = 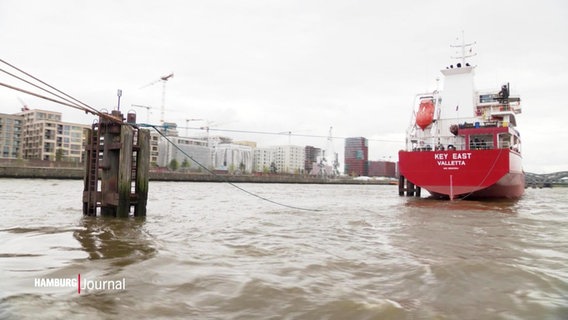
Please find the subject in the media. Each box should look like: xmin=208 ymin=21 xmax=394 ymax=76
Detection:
xmin=398 ymin=40 xmax=524 ymax=199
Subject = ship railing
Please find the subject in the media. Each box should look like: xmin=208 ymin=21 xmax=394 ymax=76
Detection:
xmin=476 ymin=100 xmax=521 ymax=117
xmin=458 ymin=120 xmax=513 ymax=129
xmin=469 ymin=140 xmax=495 ymax=150
xmin=408 ymin=140 xmax=517 ymax=152
xmin=407 ymin=136 xmax=467 ymax=152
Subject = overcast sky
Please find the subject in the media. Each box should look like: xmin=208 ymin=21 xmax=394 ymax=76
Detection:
xmin=1 ymin=0 xmax=567 ymax=173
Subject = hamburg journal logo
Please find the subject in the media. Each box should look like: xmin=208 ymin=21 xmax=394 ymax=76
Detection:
xmin=34 ymin=274 xmax=126 ymax=294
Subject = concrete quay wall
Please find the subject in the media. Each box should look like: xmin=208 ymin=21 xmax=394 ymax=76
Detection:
xmin=0 ymin=166 xmax=391 ymax=185
xmin=0 ymin=166 xmax=84 ymax=179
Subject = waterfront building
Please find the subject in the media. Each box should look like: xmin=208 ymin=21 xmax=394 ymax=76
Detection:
xmin=305 ymin=145 xmax=321 ymax=174
xmin=233 ymin=140 xmax=257 ymax=149
xmin=253 ymin=147 xmax=274 ymax=173
xmin=16 ymin=109 xmax=89 ymax=163
xmin=273 ymin=145 xmax=306 ymax=174
xmin=158 ymin=122 xmax=179 ymax=137
xmin=253 ymin=145 xmax=310 ymax=175
xmin=368 ymin=160 xmax=397 ymax=178
xmin=344 ymin=137 xmax=368 ymax=176
xmin=0 ymin=113 xmax=24 ymax=159
xmin=157 ymin=136 xmax=210 ymax=169
xmin=212 ymin=143 xmax=254 ymax=173
xmin=56 ymin=121 xmax=90 ymax=163
xmin=149 ymin=131 xmax=160 ymax=166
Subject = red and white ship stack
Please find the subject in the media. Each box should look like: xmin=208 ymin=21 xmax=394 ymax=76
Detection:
xmin=398 ymin=39 xmax=525 ymax=199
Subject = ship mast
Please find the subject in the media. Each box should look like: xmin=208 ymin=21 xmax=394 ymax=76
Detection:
xmin=450 ymin=31 xmax=476 ymax=66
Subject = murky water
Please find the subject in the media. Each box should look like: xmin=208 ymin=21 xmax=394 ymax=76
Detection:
xmin=1 ymin=179 xmax=567 ymax=319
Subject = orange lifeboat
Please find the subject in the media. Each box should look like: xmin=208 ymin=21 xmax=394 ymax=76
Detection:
xmin=416 ymin=99 xmax=435 ymax=130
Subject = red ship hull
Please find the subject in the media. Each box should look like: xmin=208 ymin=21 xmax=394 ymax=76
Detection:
xmin=398 ymin=149 xmax=524 ymax=199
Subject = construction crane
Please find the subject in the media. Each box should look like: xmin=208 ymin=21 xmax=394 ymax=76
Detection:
xmin=185 ymin=118 xmax=203 ymax=136
xmin=140 ymin=73 xmax=174 ymax=124
xmin=17 ymin=97 xmax=30 ymax=111
xmin=321 ymin=126 xmax=340 ymax=176
xmin=328 ymin=126 xmax=340 ymax=176
xmin=131 ymin=104 xmax=152 ymax=123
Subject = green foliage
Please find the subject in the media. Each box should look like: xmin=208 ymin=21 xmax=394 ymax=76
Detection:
xmin=55 ymin=148 xmax=64 ymax=162
xmin=181 ymin=158 xmax=191 ymax=168
xmin=169 ymin=158 xmax=179 ymax=171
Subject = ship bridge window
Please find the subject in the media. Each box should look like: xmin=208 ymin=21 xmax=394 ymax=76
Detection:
xmin=511 ymin=135 xmax=521 ymax=153
xmin=469 ymin=134 xmax=493 ymax=150
xmin=498 ymin=133 xmax=512 ymax=149
xmin=479 ymin=94 xmax=496 ymax=103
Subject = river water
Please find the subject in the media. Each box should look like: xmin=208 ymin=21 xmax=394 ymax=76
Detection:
xmin=0 ymin=179 xmax=567 ymax=319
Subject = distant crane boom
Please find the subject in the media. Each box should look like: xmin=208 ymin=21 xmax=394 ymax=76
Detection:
xmin=140 ymin=73 xmax=174 ymax=123
xmin=131 ymin=104 xmax=152 ymax=123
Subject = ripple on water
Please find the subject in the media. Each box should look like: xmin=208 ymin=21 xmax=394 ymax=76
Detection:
xmin=1 ymin=181 xmax=568 ymax=319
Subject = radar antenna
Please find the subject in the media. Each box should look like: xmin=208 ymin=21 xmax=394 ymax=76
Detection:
xmin=450 ymin=31 xmax=476 ymax=66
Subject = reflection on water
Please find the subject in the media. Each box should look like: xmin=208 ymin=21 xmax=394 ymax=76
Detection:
xmin=404 ymin=195 xmax=522 ymax=215
xmin=74 ymin=217 xmax=156 ymax=266
xmin=1 ymin=180 xmax=567 ymax=319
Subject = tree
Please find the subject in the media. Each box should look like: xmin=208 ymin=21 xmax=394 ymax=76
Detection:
xmin=55 ymin=148 xmax=64 ymax=162
xmin=270 ymin=162 xmax=277 ymax=174
xmin=169 ymin=158 xmax=179 ymax=171
xmin=181 ymin=158 xmax=191 ymax=170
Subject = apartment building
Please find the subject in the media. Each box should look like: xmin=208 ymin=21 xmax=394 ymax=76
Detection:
xmin=253 ymin=147 xmax=274 ymax=173
xmin=278 ymin=145 xmax=306 ymax=174
xmin=56 ymin=121 xmax=91 ymax=163
xmin=0 ymin=113 xmax=24 ymax=159
xmin=149 ymin=131 xmax=161 ymax=165
xmin=17 ymin=109 xmax=89 ymax=162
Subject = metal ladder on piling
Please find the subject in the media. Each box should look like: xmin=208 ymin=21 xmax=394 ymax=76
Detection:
xmin=130 ymin=129 xmax=139 ymax=206
xmin=84 ymin=122 xmax=101 ymax=216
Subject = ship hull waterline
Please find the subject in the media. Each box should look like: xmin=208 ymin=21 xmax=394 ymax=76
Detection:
xmin=398 ymin=148 xmax=525 ymax=199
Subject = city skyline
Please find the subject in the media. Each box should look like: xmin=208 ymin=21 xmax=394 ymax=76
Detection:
xmin=1 ymin=107 xmax=400 ymax=179
xmin=0 ymin=105 xmax=393 ymax=172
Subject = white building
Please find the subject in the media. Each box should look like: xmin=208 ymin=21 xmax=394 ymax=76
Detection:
xmin=157 ymin=136 xmax=210 ymax=169
xmin=212 ymin=143 xmax=254 ymax=173
xmin=253 ymin=145 xmax=305 ymax=174
xmin=253 ymin=147 xmax=274 ymax=173
xmin=157 ymin=133 xmax=255 ymax=173
xmin=276 ymin=145 xmax=305 ymax=174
